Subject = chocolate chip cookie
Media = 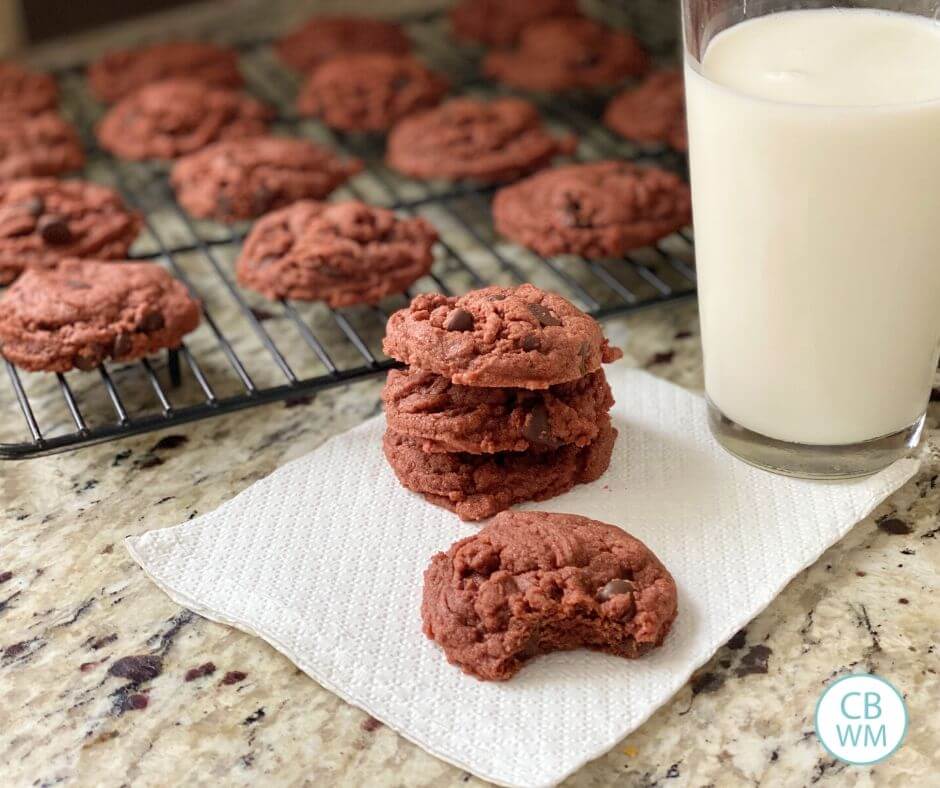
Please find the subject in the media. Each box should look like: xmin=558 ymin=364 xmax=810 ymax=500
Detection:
xmin=236 ymin=200 xmax=438 ymax=306
xmin=171 ymin=137 xmax=362 ymax=222
xmin=0 ymin=61 xmax=58 ymax=116
xmin=0 ymin=258 xmax=201 ymax=372
xmin=386 ymin=97 xmax=577 ymax=183
xmin=88 ymin=41 xmax=243 ymax=104
xmin=296 ymin=53 xmax=448 ymax=133
xmin=492 ymin=161 xmax=692 ymax=258
xmin=384 ymin=417 xmax=616 ymax=521
xmin=96 ymin=79 xmax=272 ymax=161
xmin=422 ymin=510 xmax=678 ymax=680
xmin=383 ymin=367 xmax=614 ymax=454
xmin=0 ymin=178 xmax=142 ymax=285
xmin=0 ymin=113 xmax=85 ymax=180
xmin=383 ymin=285 xmax=623 ymax=389
xmin=450 ymin=0 xmax=582 ymax=47
xmin=276 ymin=15 xmax=411 ymax=73
xmin=604 ymin=70 xmax=687 ymax=151
xmin=483 ymin=18 xmax=649 ymax=92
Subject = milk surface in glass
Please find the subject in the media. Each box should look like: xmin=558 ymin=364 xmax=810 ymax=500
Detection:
xmin=685 ymin=9 xmax=940 ymax=445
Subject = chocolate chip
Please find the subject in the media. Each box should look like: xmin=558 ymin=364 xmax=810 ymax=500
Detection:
xmin=521 ymin=334 xmax=540 ymax=351
xmin=877 ymin=518 xmax=912 ymax=535
xmin=37 ymin=214 xmax=73 ymax=245
xmin=444 ymin=308 xmax=474 ymax=332
xmin=112 ymin=332 xmax=133 ymax=357
xmin=523 ymin=403 xmax=560 ymax=448
xmin=597 ymin=578 xmax=635 ymax=601
xmin=579 ymin=340 xmax=590 ymax=374
xmin=526 ymin=302 xmax=561 ymax=327
xmin=139 ymin=311 xmax=165 ymax=332
xmin=109 ymin=654 xmax=163 ymax=683
xmin=73 ymin=353 xmax=100 ymax=371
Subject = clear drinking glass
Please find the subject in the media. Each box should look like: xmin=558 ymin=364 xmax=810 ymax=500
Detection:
xmin=682 ymin=0 xmax=940 ymax=478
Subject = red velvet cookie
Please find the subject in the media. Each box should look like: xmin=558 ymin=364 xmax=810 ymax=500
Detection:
xmin=171 ymin=137 xmax=362 ymax=222
xmin=604 ymin=70 xmax=688 ymax=152
xmin=0 ymin=113 xmax=84 ymax=180
xmin=382 ymin=284 xmax=623 ymax=389
xmin=96 ymin=79 xmax=272 ymax=160
xmin=0 ymin=178 xmax=142 ymax=285
xmin=0 ymin=61 xmax=58 ymax=116
xmin=422 ymin=510 xmax=678 ymax=680
xmin=236 ymin=200 xmax=438 ymax=307
xmin=386 ymin=97 xmax=576 ymax=183
xmin=450 ymin=0 xmax=582 ymax=47
xmin=296 ymin=53 xmax=448 ymax=133
xmin=492 ymin=161 xmax=691 ymax=258
xmin=88 ymin=41 xmax=243 ymax=104
xmin=0 ymin=258 xmax=201 ymax=372
xmin=483 ymin=18 xmax=649 ymax=92
xmin=276 ymin=16 xmax=411 ymax=73
xmin=383 ymin=416 xmax=616 ymax=521
xmin=383 ymin=367 xmax=614 ymax=454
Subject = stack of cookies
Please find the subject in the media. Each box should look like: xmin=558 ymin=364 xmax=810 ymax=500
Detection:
xmin=381 ymin=284 xmax=622 ymax=521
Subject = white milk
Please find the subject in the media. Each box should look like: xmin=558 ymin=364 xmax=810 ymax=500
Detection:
xmin=685 ymin=9 xmax=940 ymax=445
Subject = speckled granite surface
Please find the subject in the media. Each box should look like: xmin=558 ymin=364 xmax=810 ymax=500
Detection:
xmin=2 ymin=2 xmax=939 ymax=786
xmin=2 ymin=300 xmax=939 ymax=787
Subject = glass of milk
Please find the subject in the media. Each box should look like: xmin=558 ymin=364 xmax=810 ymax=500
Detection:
xmin=682 ymin=0 xmax=940 ymax=477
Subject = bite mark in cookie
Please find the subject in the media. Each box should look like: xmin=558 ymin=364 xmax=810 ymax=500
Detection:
xmin=384 ymin=417 xmax=616 ymax=521
xmin=450 ymin=0 xmax=582 ymax=47
xmin=236 ymin=200 xmax=437 ymax=307
xmin=382 ymin=284 xmax=623 ymax=389
xmin=0 ymin=62 xmax=58 ymax=116
xmin=386 ymin=97 xmax=576 ymax=183
xmin=604 ymin=70 xmax=688 ymax=152
xmin=0 ymin=113 xmax=84 ymax=181
xmin=493 ymin=160 xmax=691 ymax=258
xmin=297 ymin=53 xmax=448 ymax=133
xmin=171 ymin=137 xmax=362 ymax=221
xmin=88 ymin=41 xmax=243 ymax=104
xmin=96 ymin=79 xmax=272 ymax=161
xmin=421 ymin=510 xmax=678 ymax=680
xmin=483 ymin=18 xmax=649 ymax=92
xmin=0 ymin=178 xmax=142 ymax=285
xmin=383 ymin=367 xmax=614 ymax=454
xmin=0 ymin=258 xmax=200 ymax=372
xmin=276 ymin=16 xmax=411 ymax=73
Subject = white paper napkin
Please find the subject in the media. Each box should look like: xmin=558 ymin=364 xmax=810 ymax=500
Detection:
xmin=126 ymin=367 xmax=919 ymax=788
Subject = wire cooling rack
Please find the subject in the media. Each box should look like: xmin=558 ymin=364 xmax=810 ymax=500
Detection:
xmin=0 ymin=7 xmax=694 ymax=459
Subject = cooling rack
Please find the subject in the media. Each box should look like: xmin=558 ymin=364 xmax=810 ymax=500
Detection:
xmin=0 ymin=6 xmax=694 ymax=459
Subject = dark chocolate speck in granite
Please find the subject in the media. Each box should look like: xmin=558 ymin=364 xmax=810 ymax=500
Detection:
xmin=726 ymin=629 xmax=747 ymax=650
xmin=361 ymin=716 xmax=382 ymax=732
xmin=3 ymin=641 xmax=29 ymax=659
xmin=735 ymin=644 xmax=772 ymax=677
xmin=665 ymin=763 xmax=680 ymax=778
xmin=108 ymin=654 xmax=163 ymax=682
xmin=690 ymin=671 xmax=724 ymax=696
xmin=877 ymin=518 xmax=912 ymax=535
xmin=184 ymin=661 xmax=216 ymax=681
xmin=0 ymin=571 xmax=11 ymax=585
xmin=221 ymin=670 xmax=247 ymax=685
xmin=152 ymin=434 xmax=189 ymax=451
xmin=91 ymin=633 xmax=118 ymax=650
xmin=242 ymin=707 xmax=265 ymax=725
xmin=121 ymin=693 xmax=150 ymax=712
xmin=135 ymin=454 xmax=164 ymax=469
xmin=647 ymin=350 xmax=675 ymax=366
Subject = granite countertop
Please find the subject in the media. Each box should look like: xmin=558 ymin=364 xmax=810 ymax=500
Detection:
xmin=2 ymin=300 xmax=938 ymax=787
xmin=2 ymin=2 xmax=939 ymax=786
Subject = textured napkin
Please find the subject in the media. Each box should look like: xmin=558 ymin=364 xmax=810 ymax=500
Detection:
xmin=126 ymin=367 xmax=918 ymax=788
